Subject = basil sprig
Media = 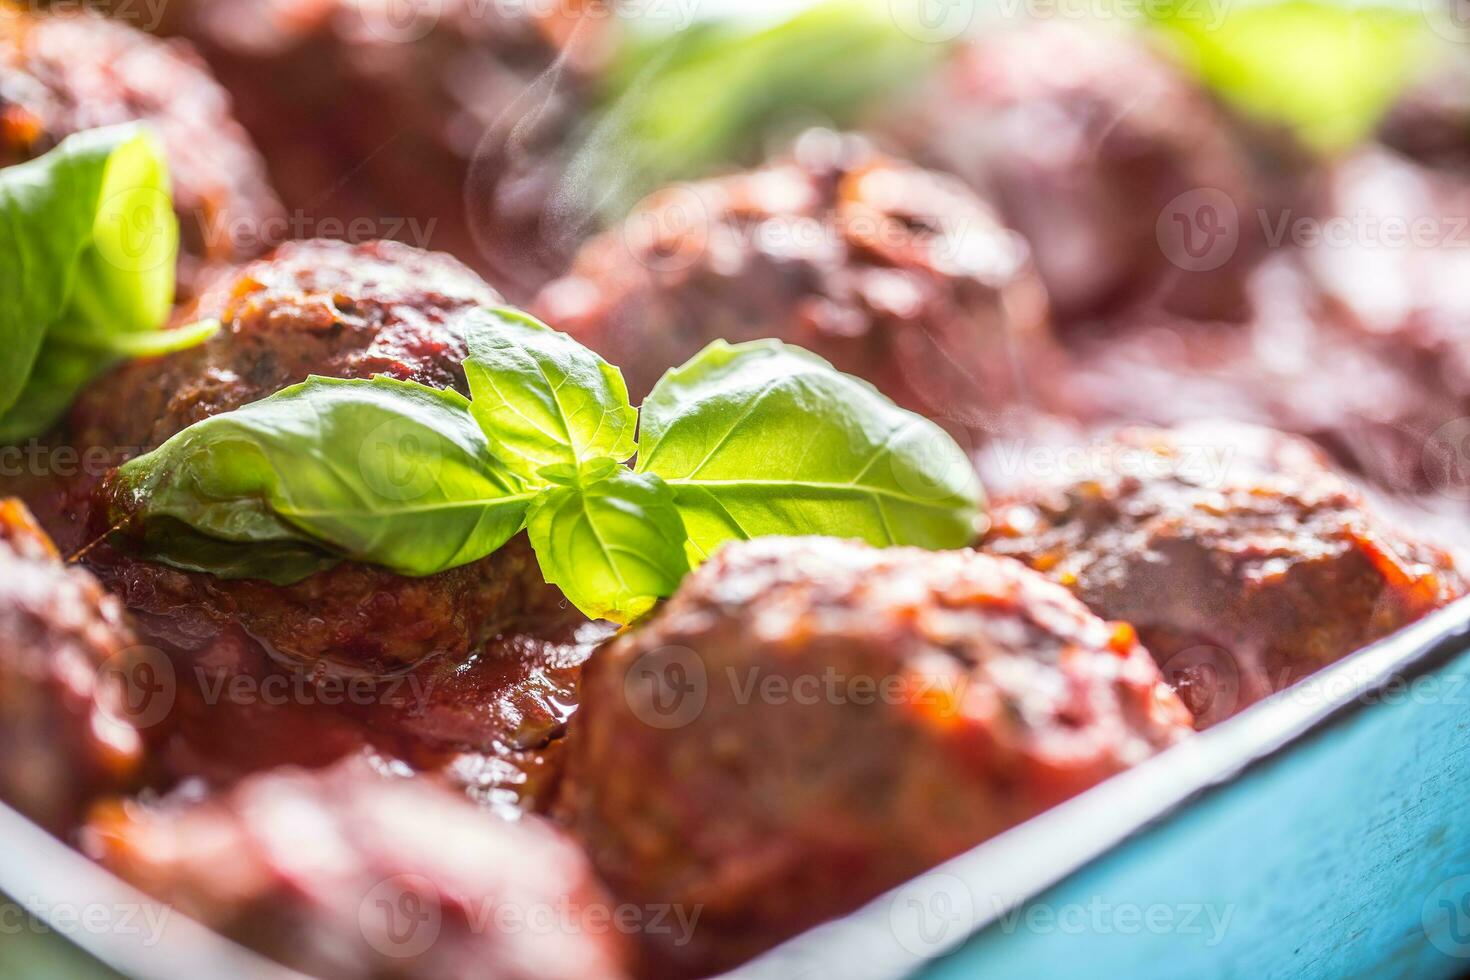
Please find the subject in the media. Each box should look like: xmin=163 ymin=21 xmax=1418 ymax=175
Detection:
xmin=114 ymin=309 xmax=982 ymax=622
xmin=0 ymin=124 xmax=211 ymax=443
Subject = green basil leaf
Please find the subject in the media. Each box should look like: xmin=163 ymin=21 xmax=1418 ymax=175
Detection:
xmin=463 ymin=307 xmax=637 ymax=476
xmin=636 ymin=340 xmax=982 ymax=562
xmin=1149 ymin=0 xmax=1430 ymax=151
xmin=113 ymin=375 xmax=537 ymax=580
xmin=122 ymin=517 xmax=342 ymax=586
xmin=526 ymin=469 xmax=689 ymax=623
xmin=0 ymin=124 xmax=181 ymax=440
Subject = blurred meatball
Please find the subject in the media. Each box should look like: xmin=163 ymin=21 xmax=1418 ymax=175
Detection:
xmin=984 ymin=423 xmax=1465 ymax=725
xmin=557 ymin=537 xmax=1191 ymax=975
xmin=1378 ymin=57 xmax=1470 ymax=173
xmin=144 ymin=0 xmax=615 ymax=299
xmin=84 ymin=760 xmax=633 ymax=980
xmin=62 ymin=239 xmax=565 ymax=675
xmin=1288 ymin=148 xmax=1470 ymax=494
xmin=888 ymin=23 xmax=1258 ymax=324
xmin=0 ymin=5 xmax=282 ymax=294
xmin=1048 ymin=255 xmax=1443 ymax=495
xmin=536 ymin=129 xmax=1054 ymax=433
xmin=0 ymin=499 xmax=142 ymax=834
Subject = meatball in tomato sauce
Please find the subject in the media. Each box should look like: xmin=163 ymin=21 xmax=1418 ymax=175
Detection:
xmin=0 ymin=5 xmax=282 ymax=294
xmin=556 ymin=536 xmax=1191 ymax=976
xmin=140 ymin=0 xmax=615 ymax=298
xmin=984 ymin=423 xmax=1465 ymax=725
xmin=65 ymin=239 xmax=565 ymax=676
xmin=887 ymin=23 xmax=1258 ymax=324
xmin=0 ymin=500 xmax=143 ymax=834
xmin=535 ymin=129 xmax=1054 ymax=431
xmin=84 ymin=759 xmax=634 ymax=980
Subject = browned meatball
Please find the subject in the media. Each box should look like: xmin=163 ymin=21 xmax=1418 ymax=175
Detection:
xmin=887 ymin=23 xmax=1258 ymax=324
xmin=536 ymin=129 xmax=1054 ymax=433
xmin=984 ymin=423 xmax=1465 ymax=725
xmin=0 ymin=499 xmax=143 ymax=834
xmin=1377 ymin=57 xmax=1470 ymax=173
xmin=142 ymin=0 xmax=615 ymax=299
xmin=0 ymin=5 xmax=283 ymax=294
xmin=556 ymin=536 xmax=1192 ymax=976
xmin=58 ymin=238 xmax=566 ymax=673
xmin=71 ymin=237 xmax=504 ymax=454
xmin=83 ymin=760 xmax=634 ymax=980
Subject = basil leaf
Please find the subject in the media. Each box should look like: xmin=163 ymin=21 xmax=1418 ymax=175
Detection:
xmin=526 ymin=469 xmax=689 ymax=623
xmin=463 ymin=307 xmax=637 ymax=476
xmin=0 ymin=124 xmax=182 ymax=441
xmin=122 ymin=517 xmax=342 ymax=587
xmin=1149 ymin=0 xmax=1429 ymax=151
xmin=113 ymin=375 xmax=537 ymax=581
xmin=636 ymin=340 xmax=982 ymax=562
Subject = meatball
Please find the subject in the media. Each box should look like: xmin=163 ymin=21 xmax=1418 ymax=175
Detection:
xmin=1047 ymin=254 xmax=1442 ymax=495
xmin=0 ymin=6 xmax=282 ymax=294
xmin=70 ymin=237 xmax=504 ymax=454
xmin=142 ymin=0 xmax=615 ymax=299
xmin=886 ymin=23 xmax=1258 ymax=324
xmin=83 ymin=760 xmax=634 ymax=980
xmin=59 ymin=239 xmax=563 ymax=676
xmin=984 ymin=423 xmax=1465 ymax=725
xmin=0 ymin=499 xmax=143 ymax=834
xmin=1377 ymin=57 xmax=1470 ymax=173
xmin=535 ymin=129 xmax=1054 ymax=432
xmin=556 ymin=536 xmax=1192 ymax=975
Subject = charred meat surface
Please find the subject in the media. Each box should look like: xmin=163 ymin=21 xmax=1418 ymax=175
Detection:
xmin=535 ymin=129 xmax=1054 ymax=430
xmin=70 ymin=237 xmax=504 ymax=455
xmin=0 ymin=4 xmax=282 ymax=294
xmin=888 ymin=23 xmax=1257 ymax=324
xmin=84 ymin=760 xmax=634 ymax=980
xmin=0 ymin=499 xmax=142 ymax=834
xmin=556 ymin=536 xmax=1191 ymax=976
xmin=65 ymin=239 xmax=563 ymax=676
xmin=984 ymin=423 xmax=1465 ymax=725
xmin=143 ymin=0 xmax=615 ymax=298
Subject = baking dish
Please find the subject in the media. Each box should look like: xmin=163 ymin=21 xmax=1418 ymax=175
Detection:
xmin=8 ymin=595 xmax=1470 ymax=979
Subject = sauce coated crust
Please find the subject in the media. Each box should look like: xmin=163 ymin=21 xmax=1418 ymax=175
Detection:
xmin=0 ymin=5 xmax=282 ymax=293
xmin=141 ymin=0 xmax=613 ymax=298
xmin=70 ymin=237 xmax=505 ymax=455
xmin=984 ymin=424 xmax=1466 ymax=725
xmin=887 ymin=23 xmax=1257 ymax=323
xmin=0 ymin=499 xmax=142 ymax=833
xmin=84 ymin=760 xmax=634 ymax=980
xmin=35 ymin=240 xmax=581 ymax=809
xmin=535 ymin=130 xmax=1053 ymax=429
xmin=556 ymin=537 xmax=1191 ymax=976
